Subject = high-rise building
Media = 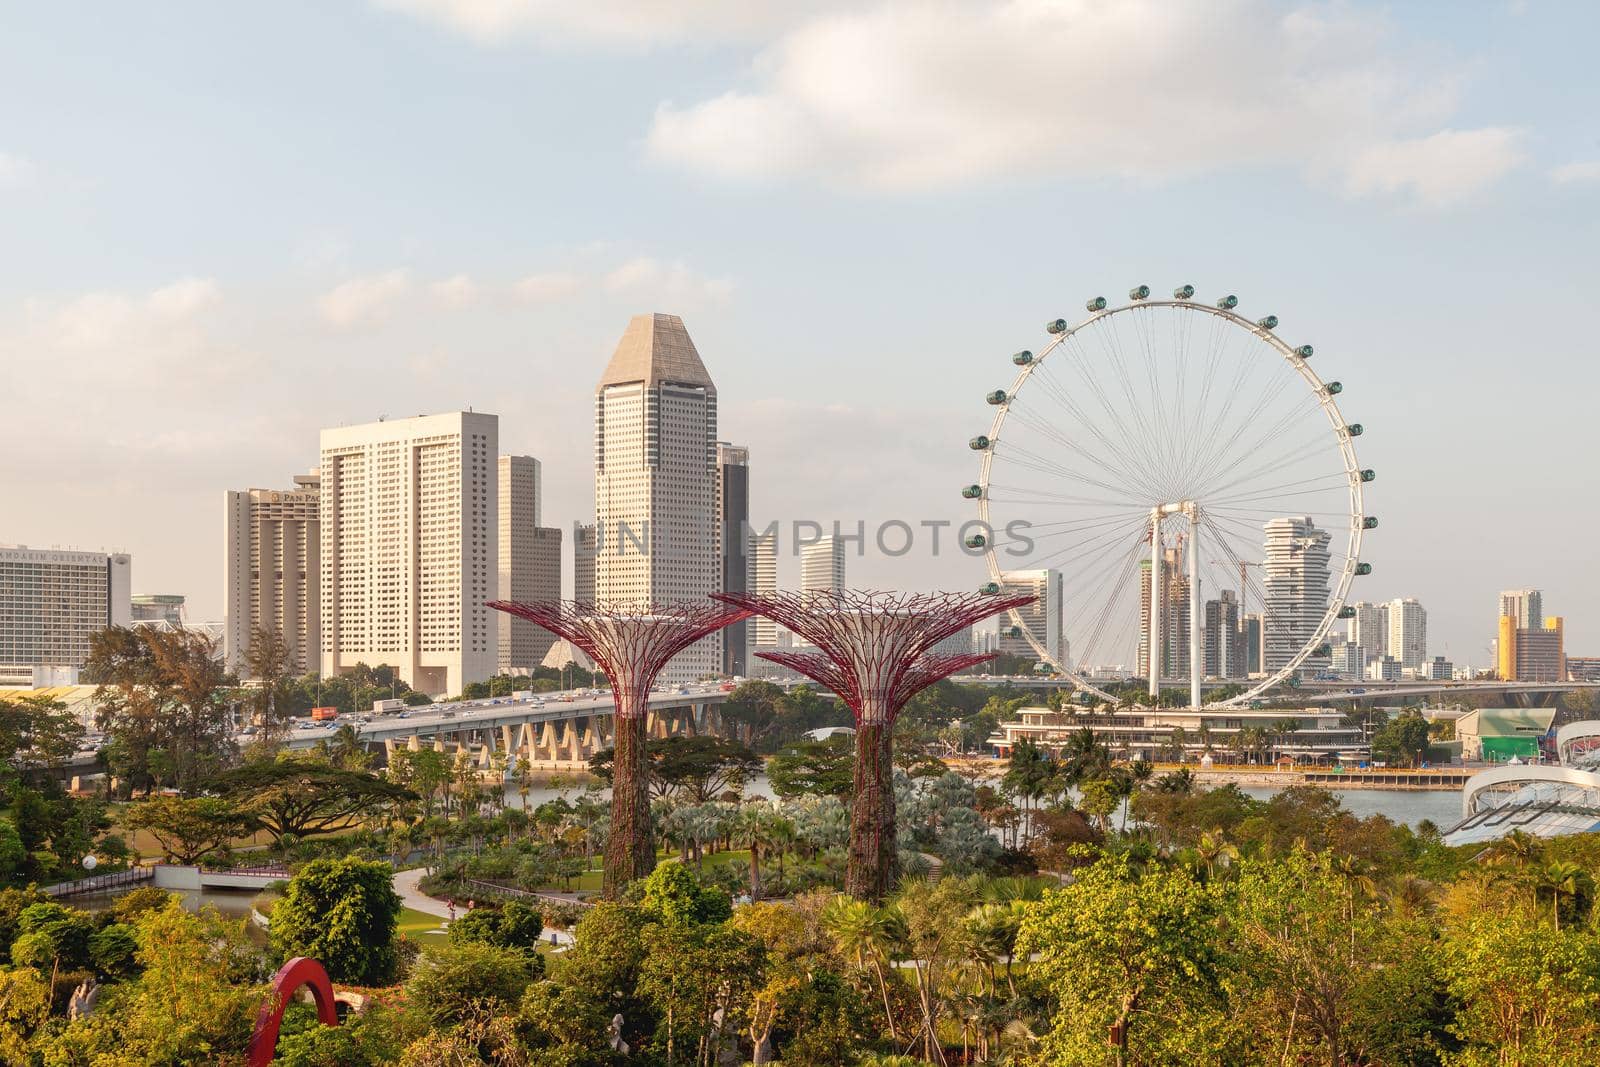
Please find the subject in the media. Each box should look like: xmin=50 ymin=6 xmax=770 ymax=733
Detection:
xmin=1499 ymin=589 xmax=1544 ymax=633
xmin=0 ymin=545 xmax=131 ymax=685
xmin=1385 ymin=597 xmax=1427 ymax=670
xmin=320 ymin=412 xmax=497 ymax=696
xmin=1203 ymin=589 xmax=1241 ymax=678
xmin=998 ymin=568 xmax=1065 ymax=667
xmin=1346 ymin=601 xmax=1387 ymax=668
xmin=574 ymin=524 xmax=596 ymax=604
xmin=748 ymin=529 xmax=779 ymax=650
xmin=1367 ymin=655 xmax=1401 ymax=682
xmin=1262 ymin=516 xmax=1331 ymax=673
xmin=1137 ymin=547 xmax=1190 ymax=678
xmin=498 ymin=456 xmax=562 ymax=674
xmin=1423 ymin=656 xmax=1454 ymax=681
xmin=1498 ymin=614 xmax=1566 ymax=682
xmin=594 ymin=313 xmax=720 ymax=682
xmin=717 ymin=443 xmax=750 ymax=676
xmin=224 ymin=472 xmax=321 ymax=675
xmin=1330 ymin=640 xmax=1365 ymax=679
xmin=801 ymin=536 xmax=847 ymax=593
xmin=1241 ymin=613 xmax=1263 ymax=676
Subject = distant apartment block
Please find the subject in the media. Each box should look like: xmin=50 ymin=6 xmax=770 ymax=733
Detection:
xmin=801 ymin=535 xmax=846 ymax=593
xmin=224 ymin=472 xmax=321 ymax=675
xmin=498 ymin=456 xmax=561 ymax=674
xmin=0 ymin=545 xmax=131 ymax=685
xmin=717 ymin=443 xmax=751 ymax=676
xmin=998 ymin=568 xmax=1065 ymax=667
xmin=320 ymin=412 xmax=497 ymax=697
xmin=574 ymin=523 xmax=596 ymax=604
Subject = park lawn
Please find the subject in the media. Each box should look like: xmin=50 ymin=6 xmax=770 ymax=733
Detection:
xmin=397 ymin=907 xmax=449 ymax=943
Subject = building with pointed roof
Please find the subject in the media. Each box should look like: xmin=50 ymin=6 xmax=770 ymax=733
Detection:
xmin=594 ymin=314 xmax=721 ymax=682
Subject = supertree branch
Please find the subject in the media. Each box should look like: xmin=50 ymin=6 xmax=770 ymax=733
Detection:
xmin=718 ymin=589 xmax=1034 ymax=901
xmin=487 ymin=599 xmax=751 ymax=896
xmin=715 ymin=590 xmax=1035 ymax=724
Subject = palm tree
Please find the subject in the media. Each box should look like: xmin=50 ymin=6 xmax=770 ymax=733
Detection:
xmin=733 ymin=803 xmax=781 ymax=900
xmin=1537 ymin=860 xmax=1591 ymax=930
xmin=1486 ymin=829 xmax=1544 ymax=872
xmin=1192 ymin=828 xmax=1238 ymax=882
xmin=822 ymin=895 xmax=904 ymax=1043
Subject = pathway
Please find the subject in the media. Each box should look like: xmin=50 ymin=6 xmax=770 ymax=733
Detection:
xmin=391 ymin=867 xmax=574 ymax=947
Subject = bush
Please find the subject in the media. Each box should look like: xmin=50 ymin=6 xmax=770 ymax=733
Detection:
xmin=448 ymin=900 xmax=545 ymax=950
xmin=14 ymin=901 xmax=95 ymax=971
xmin=637 ymin=862 xmax=732 ymax=925
xmin=88 ymin=922 xmax=140 ymax=979
xmin=110 ymin=885 xmax=176 ymax=923
xmin=404 ymin=940 xmax=542 ymax=1028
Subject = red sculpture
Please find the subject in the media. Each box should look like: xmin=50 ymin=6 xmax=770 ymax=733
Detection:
xmin=247 ymin=956 xmax=340 ymax=1066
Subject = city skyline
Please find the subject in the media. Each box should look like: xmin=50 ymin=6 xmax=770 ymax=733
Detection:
xmin=3 ymin=3 xmax=1598 ymax=660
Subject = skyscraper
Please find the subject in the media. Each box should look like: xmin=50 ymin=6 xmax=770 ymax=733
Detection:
xmin=1262 ymin=516 xmax=1331 ymax=673
xmin=716 ymin=443 xmax=750 ymax=676
xmin=320 ymin=411 xmax=497 ymax=696
xmin=1203 ymin=589 xmax=1241 ymax=678
xmin=498 ymin=456 xmax=562 ymax=674
xmin=594 ymin=313 xmax=720 ymax=682
xmin=801 ymin=536 xmax=847 ymax=593
xmin=1241 ymin=613 xmax=1263 ymax=676
xmin=1385 ymin=597 xmax=1427 ymax=670
xmin=574 ymin=524 xmax=596 ymax=604
xmin=1346 ymin=601 xmax=1387 ymax=669
xmin=998 ymin=568 xmax=1065 ymax=667
xmin=0 ymin=545 xmax=131 ymax=685
xmin=1137 ymin=547 xmax=1188 ymax=678
xmin=1499 ymin=589 xmax=1543 ymax=633
xmin=748 ymin=529 xmax=779 ymax=650
xmin=224 ymin=472 xmax=320 ymax=675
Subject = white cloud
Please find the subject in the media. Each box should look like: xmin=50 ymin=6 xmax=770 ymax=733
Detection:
xmin=431 ymin=273 xmax=480 ymax=308
xmin=0 ymin=152 xmax=32 ymax=187
xmin=147 ymin=277 xmax=221 ymax=318
xmin=1550 ymin=160 xmax=1600 ymax=185
xmin=604 ymin=257 xmax=733 ymax=302
xmin=318 ymin=270 xmax=411 ymax=326
xmin=645 ymin=0 xmax=1522 ymax=207
xmin=371 ymin=0 xmax=826 ymax=47
xmin=1342 ymin=128 xmax=1524 ymax=208
xmin=512 ymin=271 xmax=584 ymax=303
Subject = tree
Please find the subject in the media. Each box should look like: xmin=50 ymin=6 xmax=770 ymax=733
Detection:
xmin=88 ymin=626 xmax=236 ymax=794
xmin=122 ymin=795 xmax=251 ymax=865
xmin=639 ymin=861 xmax=732 ymax=926
xmin=1370 ymin=712 xmax=1432 ymax=767
xmin=590 ymin=735 xmax=762 ymax=803
xmin=638 ymin=920 xmax=764 ymax=1067
xmin=1019 ymin=858 xmax=1225 ymax=1066
xmin=0 ymin=694 xmax=84 ymax=780
xmin=244 ymin=626 xmax=297 ymax=732
xmin=209 ymin=756 xmax=415 ymax=843
xmin=448 ymin=900 xmax=544 ymax=950
xmin=270 ymin=857 xmax=403 ymax=985
xmin=768 ymin=734 xmax=855 ymax=798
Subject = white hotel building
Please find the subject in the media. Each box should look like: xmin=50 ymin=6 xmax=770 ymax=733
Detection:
xmin=223 ymin=471 xmax=321 ymax=675
xmin=319 ymin=411 xmax=498 ymax=696
xmin=0 ymin=545 xmax=131 ymax=685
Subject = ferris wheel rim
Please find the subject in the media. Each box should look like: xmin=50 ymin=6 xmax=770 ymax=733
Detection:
xmin=974 ymin=295 xmax=1367 ymax=708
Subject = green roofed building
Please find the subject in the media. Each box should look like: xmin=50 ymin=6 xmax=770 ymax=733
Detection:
xmin=1456 ymin=707 xmax=1556 ymax=762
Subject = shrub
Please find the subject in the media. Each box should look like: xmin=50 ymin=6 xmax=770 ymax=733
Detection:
xmin=271 ymin=857 xmax=402 ymax=986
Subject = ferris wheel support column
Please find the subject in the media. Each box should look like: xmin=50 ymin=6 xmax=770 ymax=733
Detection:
xmin=1189 ymin=506 xmax=1202 ymax=710
xmin=1148 ymin=507 xmax=1162 ymax=700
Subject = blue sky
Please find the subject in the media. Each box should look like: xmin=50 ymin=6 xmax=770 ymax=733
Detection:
xmin=3 ymin=1 xmax=1597 ymax=666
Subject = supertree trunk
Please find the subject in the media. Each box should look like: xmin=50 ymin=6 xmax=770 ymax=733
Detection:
xmin=846 ymin=718 xmax=897 ymax=902
xmin=604 ymin=702 xmax=655 ymax=894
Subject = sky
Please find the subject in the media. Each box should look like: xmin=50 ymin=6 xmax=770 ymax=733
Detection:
xmin=2 ymin=0 xmax=1598 ymax=667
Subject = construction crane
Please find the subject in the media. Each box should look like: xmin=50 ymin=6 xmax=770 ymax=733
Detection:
xmin=1212 ymin=559 xmax=1264 ymax=617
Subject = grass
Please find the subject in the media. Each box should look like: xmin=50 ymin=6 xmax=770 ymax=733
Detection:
xmin=396 ymin=907 xmax=449 ymax=943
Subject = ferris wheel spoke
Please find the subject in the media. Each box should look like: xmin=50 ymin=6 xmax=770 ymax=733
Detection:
xmin=1005 ymin=398 xmax=1167 ymax=500
xmin=1192 ymin=391 xmax=1326 ymax=493
xmin=1077 ymin=319 xmax=1177 ymax=493
xmin=1059 ymin=331 xmax=1171 ymax=494
xmin=1194 ymin=430 xmax=1339 ymax=502
xmin=986 ymin=483 xmax=1152 ymax=509
xmin=1022 ymin=370 xmax=1171 ymax=498
xmin=993 ymin=443 xmax=1152 ymax=500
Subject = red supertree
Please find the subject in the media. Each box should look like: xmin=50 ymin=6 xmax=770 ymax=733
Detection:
xmin=711 ymin=589 xmax=1035 ymax=901
xmin=487 ymin=599 xmax=751 ymax=896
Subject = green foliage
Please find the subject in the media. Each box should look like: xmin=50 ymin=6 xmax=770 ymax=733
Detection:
xmin=271 ymin=856 xmax=403 ymax=985
xmin=1372 ymin=711 xmax=1433 ymax=767
xmin=638 ymin=861 xmax=732 ymax=925
xmin=122 ymin=794 xmax=252 ymax=864
xmin=1020 ymin=858 xmax=1226 ymax=1064
xmin=768 ymin=734 xmax=855 ymax=798
xmin=210 ymin=755 xmax=416 ymax=843
xmin=404 ymin=939 xmax=541 ymax=1029
xmin=447 ymin=900 xmax=544 ymax=949
xmin=87 ymin=921 xmax=141 ymax=979
xmin=13 ymin=901 xmax=95 ymax=972
xmin=589 ymin=734 xmax=762 ymax=802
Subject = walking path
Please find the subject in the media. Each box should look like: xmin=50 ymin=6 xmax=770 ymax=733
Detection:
xmin=391 ymin=867 xmax=574 ymax=947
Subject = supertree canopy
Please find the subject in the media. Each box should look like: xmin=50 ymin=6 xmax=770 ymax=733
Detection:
xmin=712 ymin=589 xmax=1035 ymax=900
xmin=487 ymin=599 xmax=751 ymax=896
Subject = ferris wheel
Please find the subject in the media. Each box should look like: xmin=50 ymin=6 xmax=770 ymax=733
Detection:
xmin=967 ymin=286 xmax=1374 ymax=708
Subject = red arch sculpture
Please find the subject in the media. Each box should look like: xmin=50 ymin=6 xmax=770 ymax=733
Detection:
xmin=247 ymin=956 xmax=340 ymax=1066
